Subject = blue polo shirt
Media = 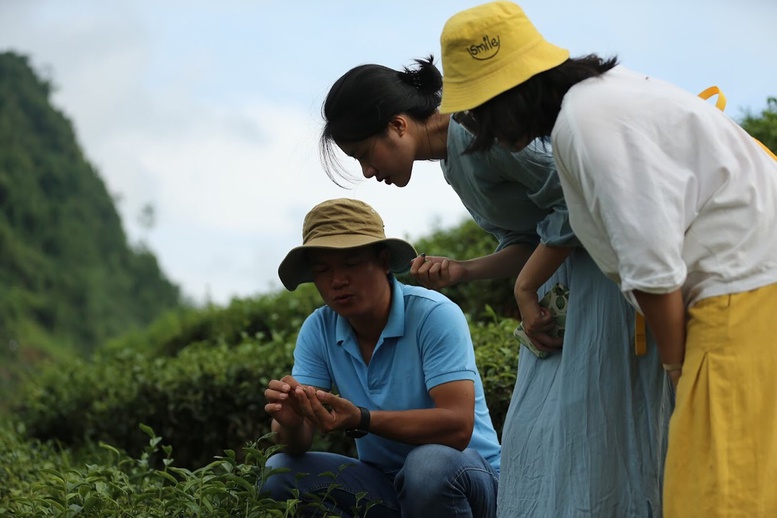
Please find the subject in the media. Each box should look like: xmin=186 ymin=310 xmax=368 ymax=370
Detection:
xmin=292 ymin=276 xmax=501 ymax=477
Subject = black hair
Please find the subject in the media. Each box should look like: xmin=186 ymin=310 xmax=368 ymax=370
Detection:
xmin=320 ymin=55 xmax=442 ymax=185
xmin=467 ymin=54 xmax=619 ymax=153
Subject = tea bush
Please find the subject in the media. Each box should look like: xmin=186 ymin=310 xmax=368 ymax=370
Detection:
xmin=13 ymin=217 xmax=522 ymax=472
xmin=0 ymin=421 xmax=316 ymax=517
xmin=14 ymin=314 xmax=520 ymax=468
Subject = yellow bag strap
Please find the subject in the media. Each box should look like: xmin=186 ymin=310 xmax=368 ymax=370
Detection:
xmin=698 ymin=86 xmax=777 ymax=161
xmin=698 ymin=85 xmax=727 ymax=111
xmin=634 ymin=313 xmax=647 ymax=356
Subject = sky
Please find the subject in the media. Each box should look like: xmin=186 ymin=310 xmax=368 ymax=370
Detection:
xmin=1 ymin=0 xmax=775 ymax=305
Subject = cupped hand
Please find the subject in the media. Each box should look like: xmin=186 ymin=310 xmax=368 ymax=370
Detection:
xmin=409 ymin=255 xmax=466 ymax=290
xmin=264 ymin=375 xmax=305 ymax=428
xmin=290 ymin=387 xmax=362 ymax=434
xmin=515 ymin=287 xmax=563 ymax=352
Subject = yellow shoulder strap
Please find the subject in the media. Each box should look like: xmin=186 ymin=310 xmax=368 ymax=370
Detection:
xmin=698 ymin=86 xmax=777 ymax=161
xmin=634 ymin=313 xmax=647 ymax=356
xmin=698 ymin=85 xmax=727 ymax=111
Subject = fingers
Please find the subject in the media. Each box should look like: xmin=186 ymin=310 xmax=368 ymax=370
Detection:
xmin=527 ymin=332 xmax=564 ymax=352
xmin=264 ymin=379 xmax=306 ymax=428
xmin=266 ymin=380 xmax=355 ymax=433
xmin=264 ymin=379 xmax=291 ymax=405
xmin=410 ymin=254 xmax=452 ymax=289
xmin=293 ymin=386 xmax=342 ymax=432
xmin=524 ymin=308 xmax=563 ymax=351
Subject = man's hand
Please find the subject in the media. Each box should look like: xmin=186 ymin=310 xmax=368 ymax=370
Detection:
xmin=264 ymin=375 xmax=306 ymax=429
xmin=289 ymin=387 xmax=361 ymax=433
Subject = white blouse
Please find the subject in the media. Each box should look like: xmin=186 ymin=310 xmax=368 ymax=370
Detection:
xmin=552 ymin=66 xmax=777 ymax=308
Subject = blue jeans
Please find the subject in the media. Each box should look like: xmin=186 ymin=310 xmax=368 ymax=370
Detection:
xmin=261 ymin=444 xmax=499 ymax=517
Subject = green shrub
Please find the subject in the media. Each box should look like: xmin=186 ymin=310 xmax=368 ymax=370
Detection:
xmin=0 ymin=421 xmax=308 ymax=517
xmin=15 ymin=332 xmax=360 ymax=469
xmin=14 ymin=315 xmax=520 ymax=469
xmin=469 ymin=307 xmax=521 ymax=438
xmin=13 ymin=219 xmax=523 ymax=471
xmin=103 ymin=284 xmax=324 ymax=358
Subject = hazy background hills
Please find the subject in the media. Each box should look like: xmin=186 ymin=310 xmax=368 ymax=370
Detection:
xmin=1 ymin=52 xmax=182 ymax=399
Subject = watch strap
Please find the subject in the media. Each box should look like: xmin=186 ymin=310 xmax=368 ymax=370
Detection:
xmin=345 ymin=406 xmax=370 ymax=438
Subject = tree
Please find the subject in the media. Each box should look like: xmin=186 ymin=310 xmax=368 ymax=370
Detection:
xmin=741 ymin=97 xmax=777 ymax=155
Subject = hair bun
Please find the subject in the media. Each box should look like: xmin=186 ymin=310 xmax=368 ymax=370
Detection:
xmin=400 ymin=55 xmax=442 ymax=97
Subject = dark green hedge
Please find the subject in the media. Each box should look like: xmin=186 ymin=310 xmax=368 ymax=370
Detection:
xmin=14 ymin=311 xmax=520 ymax=470
xmin=13 ymin=218 xmax=521 ymax=469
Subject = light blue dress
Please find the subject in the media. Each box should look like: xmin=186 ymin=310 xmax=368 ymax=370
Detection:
xmin=442 ymin=118 xmax=673 ymax=517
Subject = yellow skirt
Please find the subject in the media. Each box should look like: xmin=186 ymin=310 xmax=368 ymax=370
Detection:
xmin=664 ymin=283 xmax=777 ymax=517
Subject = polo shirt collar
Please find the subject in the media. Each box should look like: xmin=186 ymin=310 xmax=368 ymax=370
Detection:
xmin=334 ymin=276 xmax=406 ymax=345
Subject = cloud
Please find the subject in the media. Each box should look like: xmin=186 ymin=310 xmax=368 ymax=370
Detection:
xmin=3 ymin=0 xmax=775 ymax=305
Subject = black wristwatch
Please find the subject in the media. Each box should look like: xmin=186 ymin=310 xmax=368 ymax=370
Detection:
xmin=345 ymin=406 xmax=371 ymax=439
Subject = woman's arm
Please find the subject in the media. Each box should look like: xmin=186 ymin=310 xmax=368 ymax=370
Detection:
xmin=633 ymin=289 xmax=686 ymax=386
xmin=513 ymin=244 xmax=574 ymax=350
xmin=410 ymin=243 xmax=535 ymax=289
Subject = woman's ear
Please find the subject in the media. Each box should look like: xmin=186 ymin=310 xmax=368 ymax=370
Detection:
xmin=388 ymin=115 xmax=408 ymax=137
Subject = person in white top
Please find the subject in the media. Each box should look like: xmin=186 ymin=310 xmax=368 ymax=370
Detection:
xmin=438 ymin=1 xmax=777 ymax=517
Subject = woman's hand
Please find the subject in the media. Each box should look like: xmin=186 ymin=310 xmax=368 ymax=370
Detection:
xmin=410 ymin=255 xmax=467 ymax=290
xmin=515 ymin=284 xmax=563 ymax=352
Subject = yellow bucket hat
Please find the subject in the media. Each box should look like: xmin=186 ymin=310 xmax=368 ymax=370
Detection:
xmin=277 ymin=198 xmax=417 ymax=291
xmin=439 ymin=1 xmax=570 ymax=114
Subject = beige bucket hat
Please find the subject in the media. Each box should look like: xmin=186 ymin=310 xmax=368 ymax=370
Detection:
xmin=278 ymin=198 xmax=417 ymax=290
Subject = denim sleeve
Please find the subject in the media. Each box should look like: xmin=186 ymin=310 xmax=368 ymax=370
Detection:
xmin=507 ymin=140 xmax=580 ymax=248
xmin=468 ymin=207 xmax=540 ymax=252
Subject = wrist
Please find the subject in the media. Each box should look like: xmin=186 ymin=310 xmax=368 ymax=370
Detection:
xmin=345 ymin=406 xmax=371 ymax=439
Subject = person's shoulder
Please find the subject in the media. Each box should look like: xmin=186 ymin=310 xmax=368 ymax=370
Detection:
xmin=558 ymin=66 xmax=661 ymax=140
xmin=563 ymin=65 xmax=632 ymax=110
xmin=399 ymin=281 xmax=449 ymax=303
xmin=446 ymin=115 xmax=475 ymax=159
xmin=398 ymin=282 xmax=466 ymax=316
xmin=299 ymin=304 xmax=338 ymax=331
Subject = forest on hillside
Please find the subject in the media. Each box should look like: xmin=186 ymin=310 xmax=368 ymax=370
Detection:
xmin=0 ymin=52 xmax=182 ymax=407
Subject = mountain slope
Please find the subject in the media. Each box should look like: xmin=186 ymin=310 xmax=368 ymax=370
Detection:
xmin=0 ymin=51 xmax=181 ymax=358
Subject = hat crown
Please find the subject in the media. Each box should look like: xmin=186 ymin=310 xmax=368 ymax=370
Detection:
xmin=278 ymin=198 xmax=417 ymax=291
xmin=302 ymin=198 xmax=385 ymax=245
xmin=439 ymin=1 xmax=569 ymax=113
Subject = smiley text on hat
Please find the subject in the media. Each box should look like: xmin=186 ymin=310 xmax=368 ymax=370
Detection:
xmin=466 ymin=35 xmax=500 ymax=60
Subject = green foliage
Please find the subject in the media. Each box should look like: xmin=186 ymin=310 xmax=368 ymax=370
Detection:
xmin=0 ymin=420 xmax=310 ymax=517
xmin=103 ymin=284 xmax=323 ymax=358
xmin=14 ymin=301 xmax=518 ymax=470
xmin=740 ymin=97 xmax=777 ymax=155
xmin=15 ymin=339 xmax=294 ymax=469
xmin=14 ymin=286 xmax=359 ymax=468
xmin=470 ymin=307 xmax=520 ymax=438
xmin=1 ymin=419 xmax=390 ymax=516
xmin=0 ymin=51 xmax=182 ymax=359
